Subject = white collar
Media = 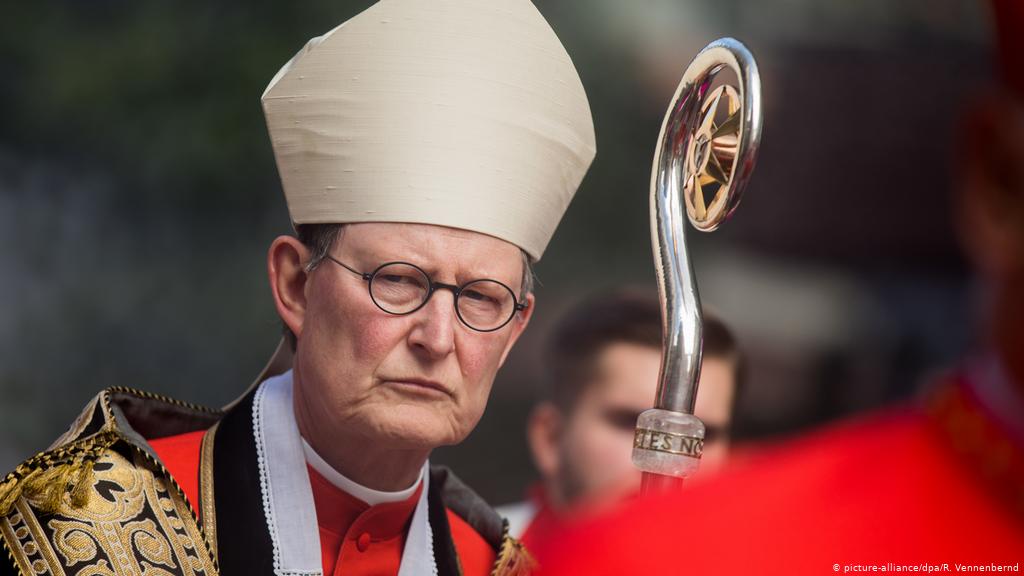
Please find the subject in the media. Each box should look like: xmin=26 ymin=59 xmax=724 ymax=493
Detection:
xmin=301 ymin=438 xmax=424 ymax=506
xmin=252 ymin=370 xmax=437 ymax=576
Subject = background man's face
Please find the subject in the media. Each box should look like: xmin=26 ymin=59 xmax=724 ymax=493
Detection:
xmin=693 ymin=356 xmax=736 ymax=467
xmin=293 ymin=222 xmax=531 ymax=451
xmin=555 ymin=343 xmax=735 ymax=506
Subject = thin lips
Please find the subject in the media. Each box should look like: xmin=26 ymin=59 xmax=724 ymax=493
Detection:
xmin=386 ymin=377 xmax=450 ymax=395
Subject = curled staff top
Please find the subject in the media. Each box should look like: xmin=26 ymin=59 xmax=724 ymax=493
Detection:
xmin=648 ymin=37 xmax=763 ymax=415
xmin=661 ymin=38 xmax=762 ymax=233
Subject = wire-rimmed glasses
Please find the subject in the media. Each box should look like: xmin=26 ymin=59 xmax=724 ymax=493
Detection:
xmin=325 ymin=256 xmax=527 ymax=332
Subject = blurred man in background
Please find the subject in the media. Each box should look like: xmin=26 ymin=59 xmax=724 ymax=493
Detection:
xmin=534 ymin=2 xmax=1024 ymax=573
xmin=500 ymin=291 xmax=741 ymax=549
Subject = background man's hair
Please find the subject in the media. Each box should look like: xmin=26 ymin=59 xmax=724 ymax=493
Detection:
xmin=543 ymin=289 xmax=739 ymax=413
xmin=283 ymin=223 xmax=535 ymax=351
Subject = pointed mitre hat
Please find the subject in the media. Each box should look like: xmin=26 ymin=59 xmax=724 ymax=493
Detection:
xmin=261 ymin=0 xmax=596 ymax=262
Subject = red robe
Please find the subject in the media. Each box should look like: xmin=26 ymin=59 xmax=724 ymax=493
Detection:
xmin=150 ymin=430 xmax=496 ymax=576
xmin=534 ymin=374 xmax=1024 ymax=575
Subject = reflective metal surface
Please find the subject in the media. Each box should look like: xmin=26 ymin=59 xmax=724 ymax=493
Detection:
xmin=633 ymin=38 xmax=763 ymax=482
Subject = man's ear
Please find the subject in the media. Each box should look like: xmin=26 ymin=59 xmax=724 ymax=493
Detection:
xmin=498 ymin=292 xmax=535 ymax=368
xmin=527 ymin=401 xmax=563 ymax=480
xmin=955 ymin=92 xmax=1024 ymax=279
xmin=268 ymin=236 xmax=311 ymax=342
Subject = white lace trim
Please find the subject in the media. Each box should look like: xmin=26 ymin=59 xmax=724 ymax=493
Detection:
xmin=253 ymin=372 xmax=321 ymax=576
xmin=398 ymin=470 xmax=436 ymax=576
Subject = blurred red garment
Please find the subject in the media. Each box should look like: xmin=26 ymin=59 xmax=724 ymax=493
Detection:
xmin=534 ymin=368 xmax=1024 ymax=575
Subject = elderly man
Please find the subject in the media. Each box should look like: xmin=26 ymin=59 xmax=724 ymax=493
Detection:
xmin=0 ymin=1 xmax=595 ymax=575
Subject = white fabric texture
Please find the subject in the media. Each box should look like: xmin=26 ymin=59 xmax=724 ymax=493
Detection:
xmin=253 ymin=370 xmax=436 ymax=576
xmin=396 ymin=468 xmax=438 ymax=576
xmin=261 ymin=0 xmax=596 ymax=261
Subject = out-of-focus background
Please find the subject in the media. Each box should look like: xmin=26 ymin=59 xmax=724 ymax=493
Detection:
xmin=0 ymin=0 xmax=994 ymax=505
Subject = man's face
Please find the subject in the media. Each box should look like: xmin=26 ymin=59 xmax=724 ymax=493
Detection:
xmin=293 ymin=222 xmax=532 ymax=451
xmin=555 ymin=343 xmax=735 ymax=506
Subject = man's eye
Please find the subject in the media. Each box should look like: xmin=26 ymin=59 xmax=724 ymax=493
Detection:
xmin=462 ymin=289 xmax=497 ymax=303
xmin=380 ymin=274 xmax=417 ymax=285
xmin=604 ymin=409 xmax=641 ymax=432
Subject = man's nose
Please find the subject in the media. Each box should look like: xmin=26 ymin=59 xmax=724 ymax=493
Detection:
xmin=407 ymin=288 xmax=457 ymax=358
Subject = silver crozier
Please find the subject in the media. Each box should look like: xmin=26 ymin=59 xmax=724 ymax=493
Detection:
xmin=632 ymin=38 xmax=764 ymax=492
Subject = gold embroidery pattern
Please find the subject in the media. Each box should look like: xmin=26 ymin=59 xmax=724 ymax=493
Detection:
xmin=1 ymin=499 xmax=67 ymax=576
xmin=2 ymin=447 xmax=218 ymax=576
xmin=198 ymin=423 xmax=218 ymax=560
xmin=0 ymin=432 xmax=120 ymax=518
xmin=491 ymin=530 xmax=536 ymax=576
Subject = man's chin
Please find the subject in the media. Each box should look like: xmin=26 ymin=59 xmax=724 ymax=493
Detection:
xmin=365 ymin=409 xmax=465 ymax=450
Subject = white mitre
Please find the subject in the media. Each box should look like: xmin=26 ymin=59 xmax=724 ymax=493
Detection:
xmin=261 ymin=0 xmax=596 ymax=261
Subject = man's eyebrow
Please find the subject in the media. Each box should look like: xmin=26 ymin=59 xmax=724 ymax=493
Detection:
xmin=608 ymin=408 xmax=643 ymax=419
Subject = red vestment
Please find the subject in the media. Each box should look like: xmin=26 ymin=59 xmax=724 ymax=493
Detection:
xmin=150 ymin=430 xmax=496 ymax=576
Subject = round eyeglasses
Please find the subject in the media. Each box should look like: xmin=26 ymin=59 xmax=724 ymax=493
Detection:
xmin=324 ymin=256 xmax=528 ymax=332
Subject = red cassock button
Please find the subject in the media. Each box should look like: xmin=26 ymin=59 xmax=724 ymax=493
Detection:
xmin=356 ymin=532 xmax=371 ymax=552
